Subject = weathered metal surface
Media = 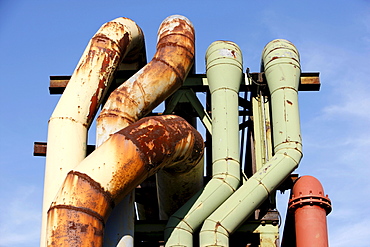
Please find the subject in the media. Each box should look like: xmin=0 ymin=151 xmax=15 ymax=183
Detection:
xmin=40 ymin=17 xmax=145 ymax=247
xmin=287 ymin=176 xmax=331 ymax=247
xmin=47 ymin=171 xmax=113 ymax=246
xmin=96 ymin=15 xmax=195 ymax=146
xmin=93 ymin=15 xmax=195 ymax=246
xmin=166 ymin=41 xmax=243 ymax=247
xmin=198 ymin=39 xmax=303 ymax=247
xmin=46 ymin=115 xmax=203 ymax=247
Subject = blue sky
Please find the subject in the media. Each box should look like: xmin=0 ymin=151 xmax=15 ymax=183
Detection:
xmin=1 ymin=0 xmax=369 ymax=246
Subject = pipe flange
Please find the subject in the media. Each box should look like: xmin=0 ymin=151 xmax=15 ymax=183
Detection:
xmin=288 ymin=175 xmax=332 ymax=215
xmin=289 ymin=195 xmax=332 ymax=215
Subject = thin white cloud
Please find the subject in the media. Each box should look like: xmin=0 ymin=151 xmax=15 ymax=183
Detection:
xmin=330 ymin=219 xmax=368 ymax=247
xmin=0 ymin=185 xmax=41 ymax=247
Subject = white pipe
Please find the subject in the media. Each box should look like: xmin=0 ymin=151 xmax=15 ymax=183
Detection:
xmin=40 ymin=17 xmax=144 ymax=247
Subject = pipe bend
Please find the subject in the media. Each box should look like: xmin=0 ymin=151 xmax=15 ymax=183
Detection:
xmin=288 ymin=175 xmax=332 ymax=214
xmin=41 ymin=17 xmax=145 ymax=247
xmin=199 ymin=39 xmax=303 ymax=247
xmin=46 ymin=115 xmax=204 ymax=246
xmin=94 ymin=15 xmax=196 ymax=245
xmin=97 ymin=15 xmax=195 ymax=145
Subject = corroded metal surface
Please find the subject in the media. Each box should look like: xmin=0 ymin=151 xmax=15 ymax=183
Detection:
xmin=41 ymin=17 xmax=145 ymax=247
xmin=47 ymin=171 xmax=112 ymax=246
xmin=46 ymin=115 xmax=203 ymax=246
xmin=96 ymin=15 xmax=195 ymax=146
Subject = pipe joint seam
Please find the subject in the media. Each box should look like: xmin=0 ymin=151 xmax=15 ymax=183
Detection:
xmin=48 ymin=204 xmax=106 ymax=227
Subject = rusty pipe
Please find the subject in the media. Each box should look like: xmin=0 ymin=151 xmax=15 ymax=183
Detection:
xmin=40 ymin=17 xmax=145 ymax=247
xmin=96 ymin=15 xmax=195 ymax=146
xmin=94 ymin=15 xmax=195 ymax=246
xmin=288 ymin=175 xmax=332 ymax=247
xmin=46 ymin=115 xmax=204 ymax=247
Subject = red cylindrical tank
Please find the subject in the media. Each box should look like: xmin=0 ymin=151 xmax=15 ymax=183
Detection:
xmin=288 ymin=175 xmax=332 ymax=247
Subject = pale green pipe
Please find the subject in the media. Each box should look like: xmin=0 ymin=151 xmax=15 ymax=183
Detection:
xmin=165 ymin=41 xmax=243 ymax=247
xmin=199 ymin=39 xmax=303 ymax=247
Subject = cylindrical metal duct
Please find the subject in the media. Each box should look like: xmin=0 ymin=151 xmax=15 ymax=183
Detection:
xmin=199 ymin=39 xmax=303 ymax=247
xmin=94 ymin=15 xmax=195 ymax=246
xmin=46 ymin=115 xmax=204 ymax=247
xmin=288 ymin=176 xmax=332 ymax=247
xmin=156 ymin=156 xmax=204 ymax=220
xmin=40 ymin=17 xmax=145 ymax=247
xmin=96 ymin=15 xmax=195 ymax=146
xmin=165 ymin=41 xmax=243 ymax=247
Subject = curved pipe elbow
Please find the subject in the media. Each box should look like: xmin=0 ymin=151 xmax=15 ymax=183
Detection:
xmin=46 ymin=115 xmax=204 ymax=246
xmin=199 ymin=39 xmax=303 ymax=247
xmin=96 ymin=15 xmax=195 ymax=145
xmin=50 ymin=17 xmax=145 ymax=127
xmin=199 ymin=147 xmax=302 ymax=247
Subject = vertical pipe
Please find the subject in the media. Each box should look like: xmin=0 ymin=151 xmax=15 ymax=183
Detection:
xmin=156 ymin=157 xmax=204 ymax=220
xmin=288 ymin=176 xmax=332 ymax=247
xmin=46 ymin=115 xmax=204 ymax=247
xmin=40 ymin=18 xmax=145 ymax=247
xmin=199 ymin=39 xmax=302 ymax=247
xmin=95 ymin=15 xmax=195 ymax=246
xmin=165 ymin=41 xmax=243 ymax=247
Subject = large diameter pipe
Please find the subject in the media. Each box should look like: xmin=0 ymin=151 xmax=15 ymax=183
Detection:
xmin=94 ymin=15 xmax=195 ymax=246
xmin=165 ymin=41 xmax=243 ymax=247
xmin=46 ymin=115 xmax=204 ymax=247
xmin=96 ymin=15 xmax=195 ymax=146
xmin=288 ymin=176 xmax=332 ymax=247
xmin=199 ymin=39 xmax=303 ymax=247
xmin=40 ymin=18 xmax=145 ymax=247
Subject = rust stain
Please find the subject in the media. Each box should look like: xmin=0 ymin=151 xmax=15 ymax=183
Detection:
xmin=97 ymin=16 xmax=195 ymax=141
xmin=47 ymin=204 xmax=104 ymax=246
xmin=117 ymin=115 xmax=203 ymax=170
xmin=85 ymin=34 xmax=127 ymax=123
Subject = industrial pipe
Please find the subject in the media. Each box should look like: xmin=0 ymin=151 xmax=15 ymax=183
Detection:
xmin=288 ymin=175 xmax=332 ymax=247
xmin=165 ymin=41 xmax=243 ymax=247
xmin=96 ymin=15 xmax=195 ymax=146
xmin=199 ymin=39 xmax=303 ymax=247
xmin=46 ymin=115 xmax=204 ymax=247
xmin=40 ymin=17 xmax=145 ymax=247
xmin=156 ymin=157 xmax=204 ymax=220
xmin=94 ymin=15 xmax=195 ymax=246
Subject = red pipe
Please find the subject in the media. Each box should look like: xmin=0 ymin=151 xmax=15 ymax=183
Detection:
xmin=288 ymin=175 xmax=332 ymax=247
